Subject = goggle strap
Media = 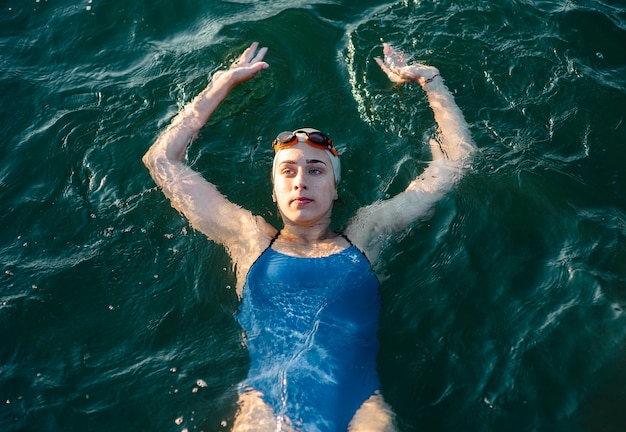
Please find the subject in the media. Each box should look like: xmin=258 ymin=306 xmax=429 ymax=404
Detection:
xmin=274 ymin=141 xmax=339 ymax=157
xmin=273 ymin=132 xmax=339 ymax=157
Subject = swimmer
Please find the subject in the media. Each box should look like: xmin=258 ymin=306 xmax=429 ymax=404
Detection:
xmin=143 ymin=41 xmax=474 ymax=431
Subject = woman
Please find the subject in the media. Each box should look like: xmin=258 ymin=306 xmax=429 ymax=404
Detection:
xmin=143 ymin=42 xmax=474 ymax=431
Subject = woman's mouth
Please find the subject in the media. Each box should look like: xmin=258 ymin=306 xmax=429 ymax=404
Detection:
xmin=292 ymin=197 xmax=313 ymax=206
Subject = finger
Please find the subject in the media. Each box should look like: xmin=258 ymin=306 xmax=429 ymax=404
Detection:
xmin=376 ymin=57 xmax=407 ymax=83
xmin=384 ymin=44 xmax=402 ymax=63
xmin=384 ymin=45 xmax=408 ymax=69
xmin=375 ymin=56 xmax=392 ymax=75
xmin=385 ymin=52 xmax=405 ymax=69
xmin=238 ymin=42 xmax=259 ymax=65
xmin=378 ymin=55 xmax=402 ymax=78
xmin=229 ymin=61 xmax=269 ymax=84
xmin=250 ymin=46 xmax=268 ymax=64
xmin=388 ymin=72 xmax=408 ymax=84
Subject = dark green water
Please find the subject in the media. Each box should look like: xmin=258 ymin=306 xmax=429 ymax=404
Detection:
xmin=2 ymin=0 xmax=626 ymax=431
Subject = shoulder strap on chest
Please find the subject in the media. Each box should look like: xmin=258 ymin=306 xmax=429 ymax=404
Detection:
xmin=339 ymin=232 xmax=354 ymax=247
xmin=269 ymin=230 xmax=281 ymax=247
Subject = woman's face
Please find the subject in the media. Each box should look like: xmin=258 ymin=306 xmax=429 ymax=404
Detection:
xmin=273 ymin=142 xmax=338 ymax=227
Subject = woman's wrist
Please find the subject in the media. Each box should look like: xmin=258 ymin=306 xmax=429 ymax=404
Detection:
xmin=209 ymin=69 xmax=234 ymax=91
xmin=404 ymin=65 xmax=441 ymax=87
xmin=424 ymin=73 xmax=441 ymax=84
xmin=419 ymin=70 xmax=442 ymax=90
xmin=195 ymin=71 xmax=233 ymax=106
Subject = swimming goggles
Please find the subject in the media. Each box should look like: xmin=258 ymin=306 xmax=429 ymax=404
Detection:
xmin=272 ymin=130 xmax=339 ymax=157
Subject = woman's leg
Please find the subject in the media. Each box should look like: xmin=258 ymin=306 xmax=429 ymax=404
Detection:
xmin=231 ymin=391 xmax=295 ymax=432
xmin=348 ymin=393 xmax=397 ymax=432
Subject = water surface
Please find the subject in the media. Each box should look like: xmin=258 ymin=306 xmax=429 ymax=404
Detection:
xmin=2 ymin=0 xmax=626 ymax=431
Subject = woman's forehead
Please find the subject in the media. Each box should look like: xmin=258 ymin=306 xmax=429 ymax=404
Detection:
xmin=274 ymin=142 xmax=331 ymax=164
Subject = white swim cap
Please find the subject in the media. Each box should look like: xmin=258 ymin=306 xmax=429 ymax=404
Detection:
xmin=272 ymin=128 xmax=341 ymax=185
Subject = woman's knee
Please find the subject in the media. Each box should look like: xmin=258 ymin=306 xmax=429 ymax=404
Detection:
xmin=231 ymin=391 xmax=295 ymax=432
xmin=348 ymin=393 xmax=397 ymax=432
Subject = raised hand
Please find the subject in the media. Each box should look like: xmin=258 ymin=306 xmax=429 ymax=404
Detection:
xmin=375 ymin=43 xmax=439 ymax=86
xmin=373 ymin=42 xmax=474 ymax=162
xmin=215 ymin=42 xmax=269 ymax=88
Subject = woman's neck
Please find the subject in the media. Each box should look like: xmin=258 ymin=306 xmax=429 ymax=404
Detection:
xmin=279 ymin=223 xmax=335 ymax=245
xmin=273 ymin=223 xmax=349 ymax=258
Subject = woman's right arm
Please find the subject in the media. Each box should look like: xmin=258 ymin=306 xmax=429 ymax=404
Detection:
xmin=143 ymin=43 xmax=275 ymax=262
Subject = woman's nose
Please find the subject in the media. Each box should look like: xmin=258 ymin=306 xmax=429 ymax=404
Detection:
xmin=293 ymin=169 xmax=307 ymax=189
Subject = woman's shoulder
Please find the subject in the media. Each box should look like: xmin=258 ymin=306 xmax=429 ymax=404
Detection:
xmin=235 ymin=216 xmax=278 ymax=261
xmin=231 ymin=218 xmax=278 ymax=297
xmin=343 ymin=222 xmax=378 ymax=265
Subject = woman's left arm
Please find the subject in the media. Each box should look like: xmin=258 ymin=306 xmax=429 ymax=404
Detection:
xmin=346 ymin=43 xmax=476 ymax=260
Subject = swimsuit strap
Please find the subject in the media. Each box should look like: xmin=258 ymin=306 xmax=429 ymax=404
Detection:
xmin=339 ymin=232 xmax=355 ymax=247
xmin=265 ymin=230 xmax=354 ymax=255
xmin=268 ymin=231 xmax=353 ymax=253
xmin=338 ymin=232 xmax=375 ymax=268
xmin=272 ymin=231 xmax=355 ymax=251
xmin=269 ymin=230 xmax=281 ymax=247
xmin=249 ymin=230 xmax=281 ymax=271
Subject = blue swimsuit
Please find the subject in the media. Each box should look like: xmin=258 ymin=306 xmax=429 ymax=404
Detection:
xmin=236 ymin=233 xmax=381 ymax=431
